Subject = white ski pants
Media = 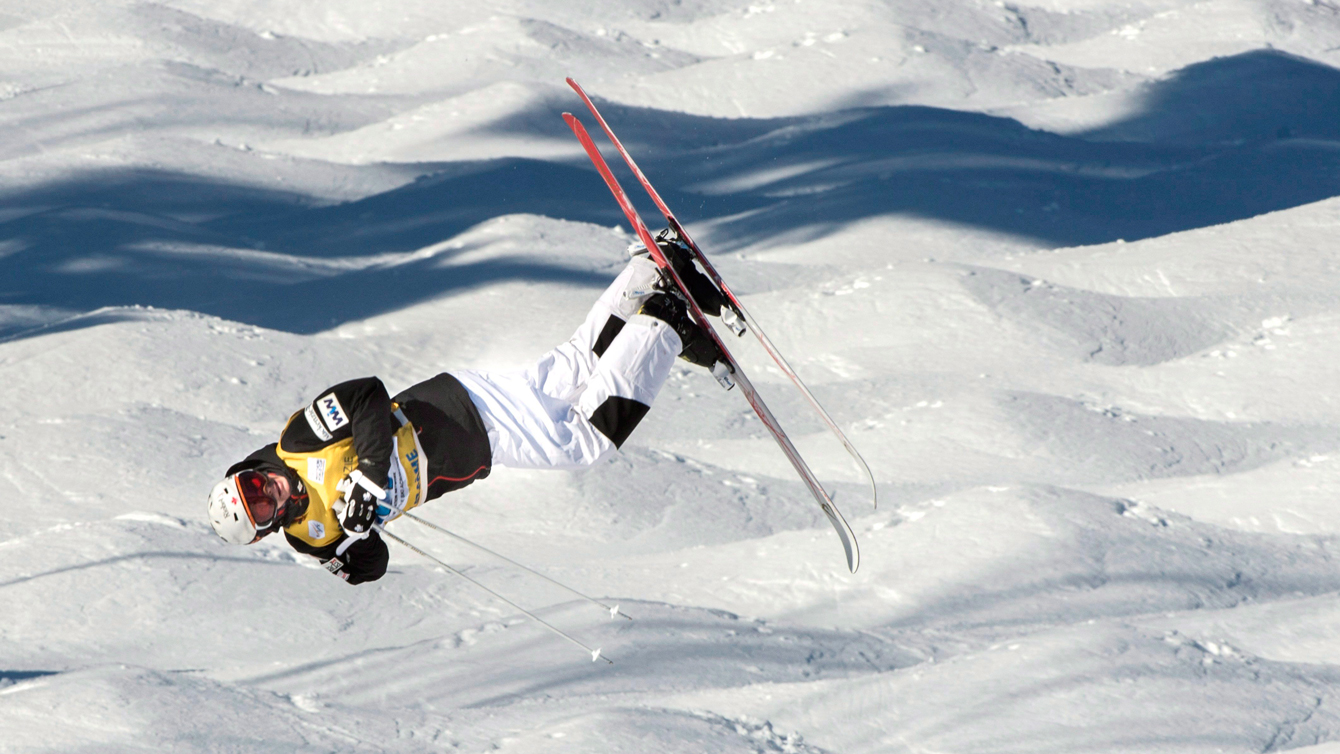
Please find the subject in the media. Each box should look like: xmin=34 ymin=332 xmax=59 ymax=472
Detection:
xmin=452 ymin=257 xmax=681 ymax=470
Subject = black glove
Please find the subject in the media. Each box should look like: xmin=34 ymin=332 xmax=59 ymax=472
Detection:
xmin=320 ymin=531 xmax=389 ymax=585
xmin=335 ymin=470 xmax=386 ymax=537
xmin=322 ymin=555 xmax=350 ymax=581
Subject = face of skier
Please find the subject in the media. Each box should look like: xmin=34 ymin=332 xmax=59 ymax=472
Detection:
xmin=235 ymin=470 xmax=292 ymax=539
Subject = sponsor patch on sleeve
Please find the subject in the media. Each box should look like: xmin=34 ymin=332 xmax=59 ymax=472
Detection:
xmin=317 ymin=392 xmax=349 ymax=433
xmin=304 ymin=404 xmax=333 ymax=441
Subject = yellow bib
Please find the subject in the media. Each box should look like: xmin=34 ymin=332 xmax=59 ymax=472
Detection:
xmin=277 ymin=408 xmax=425 ymax=548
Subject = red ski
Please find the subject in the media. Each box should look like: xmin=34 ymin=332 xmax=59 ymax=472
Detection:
xmin=562 ymin=83 xmax=875 ymax=573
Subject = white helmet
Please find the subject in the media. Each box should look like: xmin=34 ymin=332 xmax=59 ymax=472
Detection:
xmin=207 ymin=475 xmax=259 ymax=545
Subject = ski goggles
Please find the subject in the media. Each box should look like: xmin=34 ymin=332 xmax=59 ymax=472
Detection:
xmin=234 ymin=470 xmax=283 ymax=535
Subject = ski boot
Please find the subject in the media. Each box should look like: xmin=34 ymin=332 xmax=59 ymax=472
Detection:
xmin=627 ymin=229 xmax=740 ymax=330
xmin=639 ymin=289 xmax=736 ymax=390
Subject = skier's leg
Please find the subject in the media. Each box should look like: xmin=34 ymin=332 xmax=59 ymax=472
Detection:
xmin=453 ymin=368 xmax=617 ymax=471
xmin=528 ymin=254 xmax=662 ymax=405
xmin=453 ymin=313 xmax=680 ymax=470
xmin=575 ymin=313 xmax=681 ymax=449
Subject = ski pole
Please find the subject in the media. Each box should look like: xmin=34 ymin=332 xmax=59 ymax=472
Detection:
xmin=398 ymin=509 xmax=630 ymax=621
xmin=373 ymin=523 xmax=611 ymax=664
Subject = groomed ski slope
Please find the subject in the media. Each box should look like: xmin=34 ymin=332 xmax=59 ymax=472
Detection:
xmin=4 ymin=1 xmax=1340 ymax=751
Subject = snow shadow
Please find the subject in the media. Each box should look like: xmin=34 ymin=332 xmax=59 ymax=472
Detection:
xmin=0 ymin=551 xmax=296 ymax=590
xmin=0 ymin=162 xmax=621 ymax=338
xmin=1088 ymin=49 xmax=1340 ymax=145
xmin=866 ymin=487 xmax=1340 ymax=635
xmin=540 ymin=49 xmax=1340 ymax=250
xmin=0 ymin=670 xmax=58 ymax=684
xmin=3 ymin=50 xmax=1336 ymax=338
xmin=246 ymin=600 xmax=925 ymax=707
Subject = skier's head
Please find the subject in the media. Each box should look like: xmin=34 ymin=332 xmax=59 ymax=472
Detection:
xmin=207 ymin=470 xmax=294 ymax=545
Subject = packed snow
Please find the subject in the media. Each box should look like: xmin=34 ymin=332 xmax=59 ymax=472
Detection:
xmin=4 ymin=0 xmax=1340 ymax=751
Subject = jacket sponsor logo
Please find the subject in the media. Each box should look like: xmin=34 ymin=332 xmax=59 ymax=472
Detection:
xmin=307 ymin=458 xmax=326 ymax=485
xmin=304 ymin=405 xmax=333 ymax=441
xmin=405 ymin=449 xmax=421 ymax=488
xmin=317 ymin=393 xmax=348 ymax=433
xmin=385 ymin=438 xmax=410 ymax=512
xmin=308 ymin=520 xmax=326 ymax=539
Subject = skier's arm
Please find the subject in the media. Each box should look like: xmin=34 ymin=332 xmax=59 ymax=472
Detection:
xmin=285 ymin=529 xmax=389 ymax=585
xmin=282 ymin=376 xmax=395 ymax=489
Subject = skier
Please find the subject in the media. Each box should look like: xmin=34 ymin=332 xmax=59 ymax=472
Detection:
xmin=206 ymin=237 xmax=727 ymax=584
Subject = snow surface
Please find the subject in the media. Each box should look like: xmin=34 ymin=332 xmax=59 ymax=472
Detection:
xmin=3 ymin=0 xmax=1340 ymax=751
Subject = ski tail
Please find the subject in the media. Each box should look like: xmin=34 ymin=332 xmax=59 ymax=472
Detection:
xmin=566 ymin=77 xmax=877 ymax=515
xmin=561 ymin=114 xmax=714 ymax=333
xmin=563 ymin=110 xmax=860 ymax=573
